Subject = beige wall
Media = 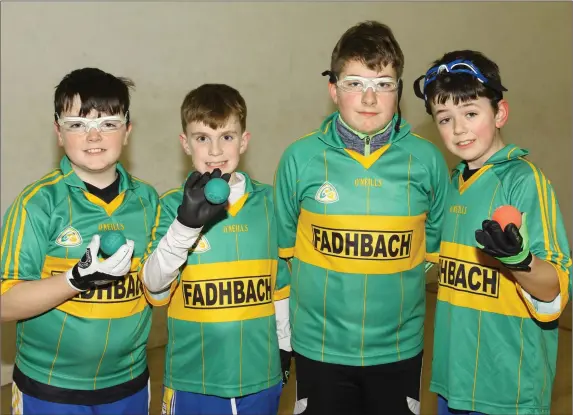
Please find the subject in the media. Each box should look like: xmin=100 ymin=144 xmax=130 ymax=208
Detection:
xmin=1 ymin=2 xmax=571 ymax=384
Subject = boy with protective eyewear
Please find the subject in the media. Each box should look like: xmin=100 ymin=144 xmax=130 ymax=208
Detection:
xmin=273 ymin=20 xmax=449 ymax=414
xmin=1 ymin=67 xmax=159 ymax=414
xmin=414 ymin=50 xmax=571 ymax=415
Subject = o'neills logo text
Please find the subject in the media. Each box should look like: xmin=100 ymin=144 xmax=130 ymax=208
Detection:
xmin=439 ymin=256 xmax=500 ymax=298
xmin=312 ymin=225 xmax=412 ymax=260
xmin=182 ymin=276 xmax=272 ymax=309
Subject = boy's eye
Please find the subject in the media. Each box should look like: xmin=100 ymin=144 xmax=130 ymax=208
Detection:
xmin=466 ymin=112 xmax=478 ymax=118
xmin=377 ymin=82 xmax=395 ymax=90
xmin=438 ymin=118 xmax=450 ymax=125
xmin=223 ymin=135 xmax=234 ymax=141
xmin=196 ymin=136 xmax=208 ymax=142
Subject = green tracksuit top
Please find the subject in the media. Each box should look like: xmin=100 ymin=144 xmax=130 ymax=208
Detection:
xmin=143 ymin=172 xmax=290 ymax=398
xmin=431 ymin=144 xmax=572 ymax=414
xmin=273 ymin=111 xmax=450 ymax=366
xmin=1 ymin=156 xmax=158 ymax=391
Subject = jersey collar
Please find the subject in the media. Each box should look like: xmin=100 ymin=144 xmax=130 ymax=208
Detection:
xmin=60 ymin=156 xmax=138 ymax=192
xmin=317 ymin=111 xmax=410 ymax=149
xmin=453 ymin=144 xmax=529 ymax=173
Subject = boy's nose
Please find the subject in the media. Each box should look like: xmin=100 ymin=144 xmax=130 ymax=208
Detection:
xmin=209 ymin=141 xmax=223 ymax=156
xmin=361 ymin=88 xmax=377 ymax=105
xmin=453 ymin=120 xmax=467 ymax=135
xmin=86 ymin=127 xmax=102 ymax=141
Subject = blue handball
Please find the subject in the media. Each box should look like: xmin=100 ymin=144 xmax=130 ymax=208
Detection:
xmin=204 ymin=178 xmax=231 ymax=204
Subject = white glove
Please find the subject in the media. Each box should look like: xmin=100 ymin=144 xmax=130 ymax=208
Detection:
xmin=66 ymin=234 xmax=135 ymax=292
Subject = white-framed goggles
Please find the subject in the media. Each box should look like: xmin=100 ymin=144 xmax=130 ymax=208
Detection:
xmin=336 ymin=76 xmax=399 ymax=94
xmin=56 ymin=112 xmax=128 ymax=134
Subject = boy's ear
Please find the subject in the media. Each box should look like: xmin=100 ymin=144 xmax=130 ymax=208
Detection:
xmin=328 ymin=82 xmax=338 ymax=105
xmin=179 ymin=133 xmax=192 ymax=155
xmin=124 ymin=122 xmax=133 ymax=145
xmin=495 ymin=99 xmax=509 ymax=128
xmin=239 ymin=131 xmax=251 ymax=154
xmin=54 ymin=122 xmax=64 ymax=147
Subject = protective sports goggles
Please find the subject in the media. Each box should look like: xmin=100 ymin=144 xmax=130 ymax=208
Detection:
xmin=413 ymin=59 xmax=507 ymax=101
xmin=56 ymin=112 xmax=129 ymax=134
xmin=322 ymin=70 xmax=400 ymax=93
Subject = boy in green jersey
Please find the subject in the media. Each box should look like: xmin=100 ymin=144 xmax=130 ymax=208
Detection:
xmin=273 ymin=20 xmax=450 ymax=414
xmin=413 ymin=49 xmax=571 ymax=414
xmin=1 ymin=67 xmax=159 ymax=414
xmin=140 ymin=84 xmax=290 ymax=415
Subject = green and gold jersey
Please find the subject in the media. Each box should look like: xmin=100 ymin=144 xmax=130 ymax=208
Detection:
xmin=273 ymin=111 xmax=450 ymax=366
xmin=143 ymin=172 xmax=290 ymax=398
xmin=1 ymin=156 xmax=158 ymax=392
xmin=431 ymin=145 xmax=571 ymax=414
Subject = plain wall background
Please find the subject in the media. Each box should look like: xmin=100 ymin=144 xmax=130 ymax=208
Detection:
xmin=1 ymin=1 xmax=572 ymax=386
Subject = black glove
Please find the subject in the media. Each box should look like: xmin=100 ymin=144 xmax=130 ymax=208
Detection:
xmin=475 ymin=215 xmax=532 ymax=272
xmin=176 ymin=169 xmax=231 ymax=229
xmin=280 ymin=349 xmax=292 ymax=386
xmin=67 ymin=235 xmax=135 ymax=291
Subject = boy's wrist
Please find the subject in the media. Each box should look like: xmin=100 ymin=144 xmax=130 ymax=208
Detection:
xmin=172 ymin=217 xmax=203 ymax=238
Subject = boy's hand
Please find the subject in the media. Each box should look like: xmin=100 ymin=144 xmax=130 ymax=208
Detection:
xmin=280 ymin=349 xmax=292 ymax=386
xmin=475 ymin=213 xmax=532 ymax=271
xmin=67 ymin=235 xmax=135 ymax=291
xmin=177 ymin=169 xmax=231 ymax=229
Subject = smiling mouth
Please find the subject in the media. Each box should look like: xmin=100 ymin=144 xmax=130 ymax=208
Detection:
xmin=206 ymin=161 xmax=227 ymax=167
xmin=85 ymin=148 xmax=105 ymax=154
xmin=456 ymin=139 xmax=476 ymax=147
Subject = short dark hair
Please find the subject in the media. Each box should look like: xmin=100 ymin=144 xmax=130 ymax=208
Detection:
xmin=423 ymin=50 xmax=504 ymax=115
xmin=54 ymin=67 xmax=134 ymax=122
xmin=180 ymin=84 xmax=247 ymax=132
xmin=330 ymin=20 xmax=404 ymax=79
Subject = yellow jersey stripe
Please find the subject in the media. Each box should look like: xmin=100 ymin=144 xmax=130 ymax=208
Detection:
xmin=48 ymin=313 xmax=68 ymax=384
xmin=160 ymin=188 xmax=182 ymax=200
xmin=15 ymin=172 xmax=72 ymax=277
xmin=519 ymin=158 xmax=551 ymax=259
xmin=93 ymin=319 xmax=112 ymax=389
xmin=541 ymin=174 xmax=555 ymax=259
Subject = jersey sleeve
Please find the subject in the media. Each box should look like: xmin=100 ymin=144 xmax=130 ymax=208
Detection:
xmin=139 ymin=193 xmax=181 ymax=306
xmin=1 ymin=198 xmax=50 ymax=294
xmin=274 ymin=258 xmax=291 ymax=302
xmin=509 ymin=165 xmax=571 ymax=322
xmin=273 ymin=149 xmax=301 ymax=259
xmin=269 ymin=188 xmax=291 ymax=301
xmin=424 ymin=150 xmax=450 ymax=263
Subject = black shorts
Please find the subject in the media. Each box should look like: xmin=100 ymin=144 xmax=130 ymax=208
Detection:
xmin=293 ymin=351 xmax=423 ymax=415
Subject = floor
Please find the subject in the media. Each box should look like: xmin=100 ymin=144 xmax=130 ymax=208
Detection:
xmin=1 ymin=286 xmax=571 ymax=414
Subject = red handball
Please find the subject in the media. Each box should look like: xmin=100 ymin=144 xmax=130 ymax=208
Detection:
xmin=492 ymin=205 xmax=522 ymax=230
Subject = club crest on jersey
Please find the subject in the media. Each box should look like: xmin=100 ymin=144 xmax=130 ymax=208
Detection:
xmin=192 ymin=235 xmax=211 ymax=253
xmin=315 ymin=181 xmax=339 ymax=204
xmin=55 ymin=226 xmax=82 ymax=248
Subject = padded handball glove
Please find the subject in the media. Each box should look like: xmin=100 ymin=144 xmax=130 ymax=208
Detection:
xmin=176 ymin=168 xmax=232 ymax=229
xmin=475 ymin=212 xmax=532 ymax=271
xmin=280 ymin=349 xmax=292 ymax=386
xmin=66 ymin=234 xmax=135 ymax=291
